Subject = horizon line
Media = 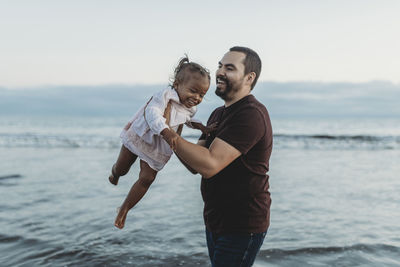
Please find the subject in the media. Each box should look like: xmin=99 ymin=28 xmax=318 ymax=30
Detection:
xmin=1 ymin=79 xmax=399 ymax=90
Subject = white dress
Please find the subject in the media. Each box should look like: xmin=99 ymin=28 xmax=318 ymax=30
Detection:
xmin=120 ymin=87 xmax=201 ymax=171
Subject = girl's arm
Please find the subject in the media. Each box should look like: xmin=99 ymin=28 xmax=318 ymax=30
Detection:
xmin=144 ymin=89 xmax=171 ymax=135
xmin=188 ymin=121 xmax=218 ymax=135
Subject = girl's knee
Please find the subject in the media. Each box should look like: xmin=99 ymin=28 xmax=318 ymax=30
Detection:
xmin=114 ymin=146 xmax=138 ymax=176
xmin=114 ymin=162 xmax=130 ymax=177
xmin=138 ymin=174 xmax=156 ymax=188
xmin=138 ymin=160 xmax=157 ymax=188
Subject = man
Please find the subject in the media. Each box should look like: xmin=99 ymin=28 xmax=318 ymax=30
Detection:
xmin=163 ymin=46 xmax=273 ymax=266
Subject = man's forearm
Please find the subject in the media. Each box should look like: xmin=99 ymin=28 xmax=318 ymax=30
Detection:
xmin=161 ymin=128 xmax=211 ymax=176
xmin=176 ymin=154 xmax=198 ymax=174
xmin=174 ymin=136 xmax=217 ymax=178
xmin=162 ymin=129 xmax=241 ymax=178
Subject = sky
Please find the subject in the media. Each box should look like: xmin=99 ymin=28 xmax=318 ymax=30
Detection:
xmin=1 ymin=0 xmax=399 ymax=88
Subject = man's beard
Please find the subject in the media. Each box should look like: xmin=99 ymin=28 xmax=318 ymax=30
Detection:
xmin=215 ymin=76 xmax=239 ymax=100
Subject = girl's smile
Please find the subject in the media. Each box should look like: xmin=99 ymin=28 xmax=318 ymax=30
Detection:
xmin=175 ymin=74 xmax=210 ymax=108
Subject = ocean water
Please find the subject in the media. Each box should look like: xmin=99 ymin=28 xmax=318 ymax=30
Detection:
xmin=1 ymin=115 xmax=400 ymax=266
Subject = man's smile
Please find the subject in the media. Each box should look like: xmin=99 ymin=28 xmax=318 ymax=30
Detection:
xmin=216 ymin=76 xmax=227 ymax=86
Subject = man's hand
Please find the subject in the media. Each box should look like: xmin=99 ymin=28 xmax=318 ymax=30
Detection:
xmin=161 ymin=128 xmax=180 ymax=151
xmin=176 ymin=124 xmax=184 ymax=136
xmin=163 ymin=100 xmax=172 ymax=126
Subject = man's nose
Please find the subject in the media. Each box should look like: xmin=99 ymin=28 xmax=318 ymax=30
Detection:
xmin=216 ymin=68 xmax=224 ymax=77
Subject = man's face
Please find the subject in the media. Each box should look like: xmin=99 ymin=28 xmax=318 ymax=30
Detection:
xmin=215 ymin=51 xmax=246 ymax=100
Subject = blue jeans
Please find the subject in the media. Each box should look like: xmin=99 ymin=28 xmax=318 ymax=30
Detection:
xmin=206 ymin=229 xmax=267 ymax=267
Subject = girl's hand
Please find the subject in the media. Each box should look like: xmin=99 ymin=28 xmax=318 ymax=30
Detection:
xmin=201 ymin=122 xmax=218 ymax=135
xmin=190 ymin=121 xmax=218 ymax=135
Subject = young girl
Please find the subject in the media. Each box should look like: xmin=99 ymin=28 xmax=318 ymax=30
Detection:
xmin=110 ymin=56 xmax=213 ymax=229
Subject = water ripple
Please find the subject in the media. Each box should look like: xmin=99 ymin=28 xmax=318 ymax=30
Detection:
xmin=259 ymin=243 xmax=400 ymax=257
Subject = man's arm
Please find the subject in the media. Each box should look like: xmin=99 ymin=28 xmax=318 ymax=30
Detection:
xmin=175 ymin=122 xmax=205 ymax=174
xmin=166 ymin=132 xmax=241 ymax=178
xmin=160 ymin=101 xmax=240 ymax=178
xmin=176 ymin=140 xmax=206 ymax=174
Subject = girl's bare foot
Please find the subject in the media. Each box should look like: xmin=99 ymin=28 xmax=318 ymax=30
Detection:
xmin=109 ymin=164 xmax=120 ymax=185
xmin=109 ymin=174 xmax=119 ymax=185
xmin=114 ymin=207 xmax=128 ymax=229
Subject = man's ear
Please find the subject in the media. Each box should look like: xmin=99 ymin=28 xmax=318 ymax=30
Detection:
xmin=247 ymin=72 xmax=256 ymax=84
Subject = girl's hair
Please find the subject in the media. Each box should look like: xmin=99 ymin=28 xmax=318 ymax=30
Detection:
xmin=170 ymin=55 xmax=210 ymax=88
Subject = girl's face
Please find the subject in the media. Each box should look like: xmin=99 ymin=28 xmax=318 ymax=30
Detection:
xmin=175 ymin=74 xmax=210 ymax=108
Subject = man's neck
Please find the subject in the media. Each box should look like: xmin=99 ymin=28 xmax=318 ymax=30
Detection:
xmin=224 ymin=88 xmax=251 ymax=107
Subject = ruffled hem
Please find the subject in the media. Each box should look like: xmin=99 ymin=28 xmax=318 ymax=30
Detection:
xmin=120 ymin=129 xmax=172 ymax=171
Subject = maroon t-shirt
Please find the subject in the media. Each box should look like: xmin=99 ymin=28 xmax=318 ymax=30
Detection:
xmin=199 ymin=95 xmax=273 ymax=234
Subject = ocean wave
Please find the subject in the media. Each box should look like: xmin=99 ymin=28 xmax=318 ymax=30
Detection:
xmin=255 ymin=243 xmax=400 ymax=266
xmin=0 ymin=174 xmax=22 ymax=180
xmin=259 ymin=243 xmax=400 ymax=257
xmin=0 ymin=234 xmax=24 ymax=243
xmin=0 ymin=133 xmax=399 ymax=150
xmin=274 ymin=134 xmax=400 ymax=150
xmin=0 ymin=174 xmax=22 ymax=187
xmin=275 ymin=134 xmax=390 ymax=141
xmin=0 ymin=133 xmax=120 ymax=149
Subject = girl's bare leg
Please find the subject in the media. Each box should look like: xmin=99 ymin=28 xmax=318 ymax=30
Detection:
xmin=109 ymin=145 xmax=138 ymax=185
xmin=114 ymin=160 xmax=158 ymax=229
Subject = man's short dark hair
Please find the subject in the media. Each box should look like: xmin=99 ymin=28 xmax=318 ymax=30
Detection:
xmin=229 ymin=46 xmax=262 ymax=90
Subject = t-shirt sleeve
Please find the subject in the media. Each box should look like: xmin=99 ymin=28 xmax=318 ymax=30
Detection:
xmin=217 ymin=107 xmax=265 ymax=154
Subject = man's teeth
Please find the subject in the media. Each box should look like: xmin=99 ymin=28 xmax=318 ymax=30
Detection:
xmin=217 ymin=78 xmax=225 ymax=84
